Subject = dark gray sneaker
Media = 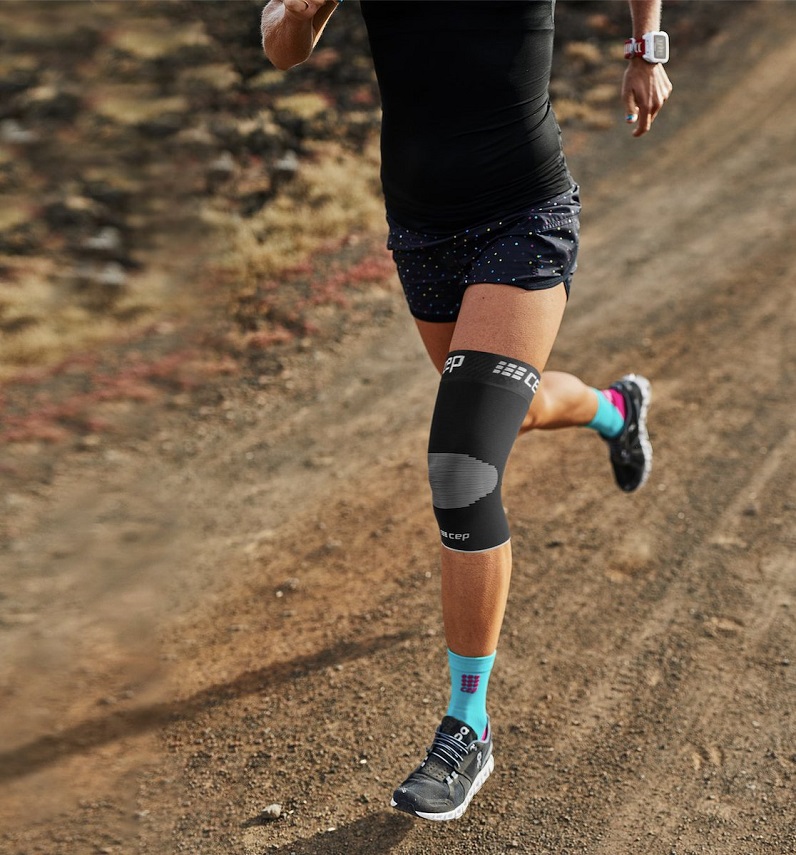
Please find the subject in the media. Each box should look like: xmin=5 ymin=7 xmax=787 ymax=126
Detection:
xmin=390 ymin=716 xmax=494 ymax=821
xmin=605 ymin=374 xmax=653 ymax=492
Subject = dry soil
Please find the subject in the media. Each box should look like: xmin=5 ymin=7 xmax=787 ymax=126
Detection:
xmin=0 ymin=3 xmax=794 ymax=855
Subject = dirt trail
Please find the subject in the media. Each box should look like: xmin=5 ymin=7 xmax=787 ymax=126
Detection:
xmin=1 ymin=4 xmax=795 ymax=854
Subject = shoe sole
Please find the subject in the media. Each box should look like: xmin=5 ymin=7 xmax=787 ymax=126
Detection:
xmin=390 ymin=753 xmax=495 ymax=822
xmin=620 ymin=372 xmax=653 ymax=491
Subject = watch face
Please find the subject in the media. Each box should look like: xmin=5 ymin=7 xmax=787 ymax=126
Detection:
xmin=652 ymin=34 xmax=667 ymax=59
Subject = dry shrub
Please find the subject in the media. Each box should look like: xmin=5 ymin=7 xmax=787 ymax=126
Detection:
xmin=273 ymin=92 xmax=330 ymax=119
xmin=564 ymin=41 xmax=603 ymax=67
xmin=554 ymin=98 xmax=614 ymax=131
xmin=91 ymin=85 xmax=190 ymax=125
xmin=0 ymin=308 xmax=120 ymax=376
xmin=0 ymin=260 xmax=179 ymax=380
xmin=584 ymin=83 xmax=618 ymax=105
xmin=1 ymin=134 xmax=383 ymax=379
xmin=222 ymin=136 xmax=383 ymax=294
xmin=107 ymin=19 xmax=212 ymax=60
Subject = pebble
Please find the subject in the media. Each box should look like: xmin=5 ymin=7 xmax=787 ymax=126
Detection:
xmin=97 ymin=262 xmax=128 ymax=290
xmin=82 ymin=226 xmax=124 ymax=254
xmin=271 ymin=150 xmax=300 ymax=192
xmin=207 ymin=151 xmax=236 ymax=183
xmin=260 ymin=803 xmax=282 ymax=821
xmin=0 ymin=119 xmax=38 ymax=144
xmin=274 ymin=150 xmax=299 ymax=177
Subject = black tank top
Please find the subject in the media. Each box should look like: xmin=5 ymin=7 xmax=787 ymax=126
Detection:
xmin=360 ymin=0 xmax=572 ymax=232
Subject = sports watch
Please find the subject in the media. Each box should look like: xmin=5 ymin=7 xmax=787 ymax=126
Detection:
xmin=624 ymin=31 xmax=669 ymax=64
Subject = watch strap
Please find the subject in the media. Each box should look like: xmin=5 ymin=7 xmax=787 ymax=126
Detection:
xmin=624 ymin=31 xmax=669 ymax=64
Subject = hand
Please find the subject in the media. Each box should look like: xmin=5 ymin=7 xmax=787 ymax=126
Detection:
xmin=622 ymin=58 xmax=672 ymax=137
xmin=283 ymin=0 xmax=325 ymax=20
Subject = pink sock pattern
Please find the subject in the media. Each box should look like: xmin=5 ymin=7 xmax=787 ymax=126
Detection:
xmin=460 ymin=674 xmax=481 ymax=694
xmin=602 ymin=388 xmax=626 ymax=422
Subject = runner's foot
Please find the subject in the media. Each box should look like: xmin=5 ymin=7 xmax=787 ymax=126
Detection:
xmin=604 ymin=374 xmax=653 ymax=492
xmin=390 ymin=715 xmax=494 ymax=821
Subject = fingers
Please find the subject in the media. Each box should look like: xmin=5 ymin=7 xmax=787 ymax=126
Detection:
xmin=283 ymin=0 xmax=319 ymax=19
xmin=622 ymin=62 xmax=672 ymax=138
xmin=638 ymin=65 xmax=673 ymax=137
xmin=622 ymin=82 xmax=639 ymax=127
xmin=634 ymin=100 xmax=654 ymax=137
xmin=622 ymin=67 xmax=643 ymax=130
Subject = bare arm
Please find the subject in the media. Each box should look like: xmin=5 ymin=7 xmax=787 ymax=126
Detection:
xmin=623 ymin=0 xmax=672 ymax=136
xmin=261 ymin=0 xmax=338 ymax=70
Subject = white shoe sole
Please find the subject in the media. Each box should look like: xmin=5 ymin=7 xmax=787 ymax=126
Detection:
xmin=390 ymin=753 xmax=495 ymax=822
xmin=620 ymin=373 xmax=653 ymax=491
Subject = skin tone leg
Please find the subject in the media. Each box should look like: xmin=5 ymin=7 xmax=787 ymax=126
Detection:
xmin=415 ymin=282 xmax=598 ymax=656
xmin=416 ymin=300 xmax=600 ymax=435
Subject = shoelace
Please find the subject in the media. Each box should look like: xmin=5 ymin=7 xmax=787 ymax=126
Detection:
xmin=428 ymin=730 xmax=470 ymax=769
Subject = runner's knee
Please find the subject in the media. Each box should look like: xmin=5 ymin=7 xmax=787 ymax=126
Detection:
xmin=428 ymin=351 xmax=539 ymax=552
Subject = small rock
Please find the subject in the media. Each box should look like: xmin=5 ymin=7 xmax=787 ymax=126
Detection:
xmin=78 ymin=434 xmax=102 ymax=450
xmin=97 ymin=262 xmax=128 ymax=290
xmin=274 ymin=150 xmax=299 ymax=176
xmin=81 ymin=226 xmax=123 ymax=255
xmin=272 ymin=150 xmax=300 ymax=191
xmin=0 ymin=119 xmax=38 ymax=144
xmin=207 ymin=151 xmax=236 ymax=187
xmin=260 ymin=803 xmax=282 ymax=821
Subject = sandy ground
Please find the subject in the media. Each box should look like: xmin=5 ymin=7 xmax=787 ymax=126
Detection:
xmin=1 ymin=3 xmax=794 ymax=854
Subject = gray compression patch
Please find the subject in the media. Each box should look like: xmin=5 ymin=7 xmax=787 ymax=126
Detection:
xmin=428 ymin=452 xmax=499 ymax=509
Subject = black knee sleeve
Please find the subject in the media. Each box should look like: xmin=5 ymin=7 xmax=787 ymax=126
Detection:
xmin=428 ymin=350 xmax=540 ymax=552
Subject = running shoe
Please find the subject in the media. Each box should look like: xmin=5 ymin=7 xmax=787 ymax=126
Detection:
xmin=604 ymin=374 xmax=653 ymax=492
xmin=390 ymin=715 xmax=494 ymax=821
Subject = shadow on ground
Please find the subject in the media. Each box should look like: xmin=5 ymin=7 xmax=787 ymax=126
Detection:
xmin=0 ymin=631 xmax=412 ymax=783
xmin=256 ymin=811 xmax=415 ymax=854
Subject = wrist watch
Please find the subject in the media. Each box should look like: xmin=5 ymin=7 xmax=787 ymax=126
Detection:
xmin=624 ymin=31 xmax=669 ymax=64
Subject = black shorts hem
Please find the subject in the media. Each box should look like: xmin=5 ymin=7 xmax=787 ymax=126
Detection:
xmin=388 ymin=186 xmax=580 ymax=323
xmin=409 ymin=278 xmax=571 ymax=323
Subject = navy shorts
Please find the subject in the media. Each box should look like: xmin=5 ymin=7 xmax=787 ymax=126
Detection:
xmin=386 ymin=185 xmax=581 ymax=323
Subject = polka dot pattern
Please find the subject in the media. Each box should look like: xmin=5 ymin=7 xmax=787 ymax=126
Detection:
xmin=386 ymin=185 xmax=581 ymax=322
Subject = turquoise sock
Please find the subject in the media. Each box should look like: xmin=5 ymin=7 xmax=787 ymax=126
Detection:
xmin=585 ymin=388 xmax=624 ymax=438
xmin=445 ymin=649 xmax=496 ymax=739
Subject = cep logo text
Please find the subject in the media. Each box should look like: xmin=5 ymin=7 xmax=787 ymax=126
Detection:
xmin=493 ymin=360 xmax=540 ymax=393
